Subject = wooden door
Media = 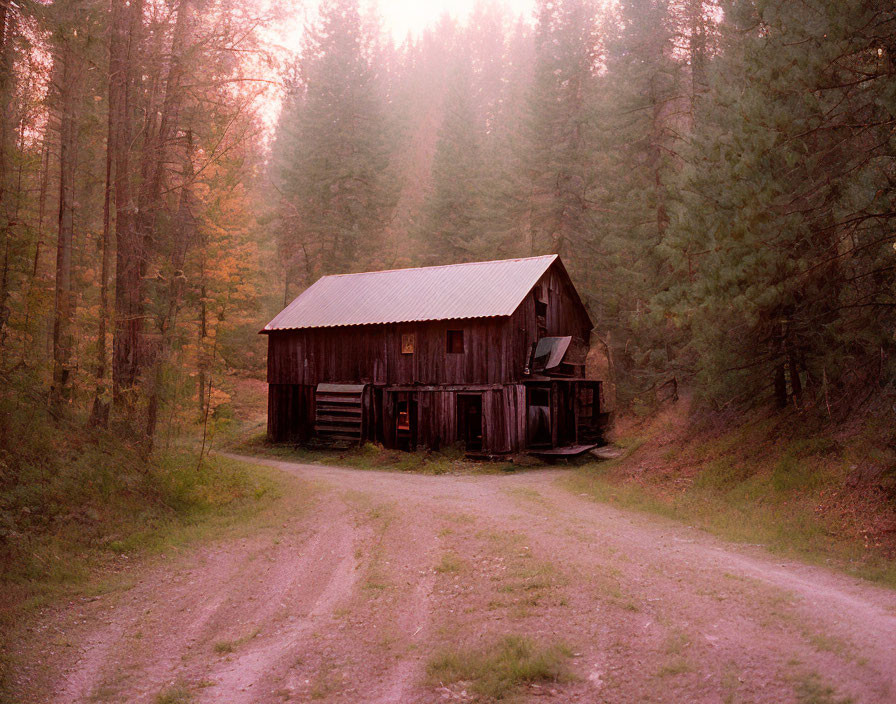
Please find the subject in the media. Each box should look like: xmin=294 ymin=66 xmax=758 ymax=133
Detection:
xmin=456 ymin=394 xmax=483 ymax=452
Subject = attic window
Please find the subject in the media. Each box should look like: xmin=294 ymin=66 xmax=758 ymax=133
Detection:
xmin=534 ymin=284 xmax=548 ymax=318
xmin=401 ymin=333 xmax=416 ymax=354
xmin=446 ymin=329 xmax=464 ymax=354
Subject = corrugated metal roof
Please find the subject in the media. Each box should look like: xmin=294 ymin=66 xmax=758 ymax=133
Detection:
xmin=263 ymin=255 xmax=559 ymax=331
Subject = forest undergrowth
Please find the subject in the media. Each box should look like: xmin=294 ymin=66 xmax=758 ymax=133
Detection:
xmin=0 ymin=378 xmax=281 ymax=694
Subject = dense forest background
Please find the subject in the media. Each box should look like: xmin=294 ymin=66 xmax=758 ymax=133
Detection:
xmin=0 ymin=0 xmax=894 ymax=443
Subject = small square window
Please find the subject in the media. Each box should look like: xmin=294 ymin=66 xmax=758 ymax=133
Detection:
xmin=401 ymin=333 xmax=416 ymax=354
xmin=446 ymin=329 xmax=464 ymax=354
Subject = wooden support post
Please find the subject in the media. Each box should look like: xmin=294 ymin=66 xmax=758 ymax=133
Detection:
xmin=550 ymin=381 xmax=559 ymax=449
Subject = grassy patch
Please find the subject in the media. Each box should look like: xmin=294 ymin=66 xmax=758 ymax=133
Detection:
xmin=2 ymin=436 xmax=282 ymax=596
xmin=590 ymin=564 xmax=638 ymax=610
xmin=792 ymin=671 xmax=853 ymax=704
xmin=213 ymin=627 xmax=261 ymax=655
xmin=498 ymin=561 xmax=559 ymax=594
xmin=235 ymin=435 xmax=519 ymax=475
xmin=656 ymin=657 xmax=693 ymax=678
xmin=435 ymin=551 xmax=465 ymax=574
xmin=343 ymin=497 xmax=395 ymax=594
xmin=309 ymin=664 xmax=344 ymax=700
xmin=426 ymin=635 xmax=573 ymax=699
xmin=156 ymin=682 xmax=194 ymax=704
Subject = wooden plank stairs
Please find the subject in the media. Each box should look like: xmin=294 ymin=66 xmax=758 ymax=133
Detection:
xmin=314 ymin=383 xmax=365 ymax=444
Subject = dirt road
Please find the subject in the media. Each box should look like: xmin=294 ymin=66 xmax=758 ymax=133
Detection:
xmin=11 ymin=455 xmax=896 ymax=703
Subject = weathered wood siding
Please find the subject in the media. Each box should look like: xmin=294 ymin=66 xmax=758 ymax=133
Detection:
xmin=508 ymin=265 xmax=593 ymax=379
xmin=267 ymin=262 xmax=591 ymax=388
xmin=380 ymin=385 xmax=526 ymax=453
xmin=267 ymin=318 xmax=516 ymax=387
xmin=267 ymin=383 xmax=314 ymax=442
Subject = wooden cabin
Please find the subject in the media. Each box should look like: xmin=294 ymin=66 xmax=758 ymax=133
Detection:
xmin=263 ymin=255 xmax=609 ymax=456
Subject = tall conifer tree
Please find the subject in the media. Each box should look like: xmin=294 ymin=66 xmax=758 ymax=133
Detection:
xmin=273 ymin=0 xmax=396 ymax=289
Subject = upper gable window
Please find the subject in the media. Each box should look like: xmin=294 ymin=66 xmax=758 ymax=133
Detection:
xmin=446 ymin=329 xmax=464 ymax=354
xmin=401 ymin=333 xmax=416 ymax=354
xmin=534 ymin=285 xmax=548 ymax=318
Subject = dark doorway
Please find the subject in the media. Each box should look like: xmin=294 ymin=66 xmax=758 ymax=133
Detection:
xmin=394 ymin=391 xmax=418 ymax=450
xmin=526 ymin=384 xmax=552 ymax=448
xmin=555 ymin=382 xmax=577 ymax=446
xmin=456 ymin=394 xmax=483 ymax=452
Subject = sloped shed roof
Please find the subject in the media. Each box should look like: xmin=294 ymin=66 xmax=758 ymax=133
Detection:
xmin=263 ymin=255 xmax=562 ymax=331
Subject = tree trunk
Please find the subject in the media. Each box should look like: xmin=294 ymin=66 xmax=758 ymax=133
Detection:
xmin=788 ymin=350 xmax=803 ymax=409
xmin=52 ymin=40 xmax=81 ymax=405
xmin=198 ymin=276 xmax=207 ymax=414
xmin=650 ymin=76 xmax=668 ymax=244
xmin=134 ymin=0 xmax=191 ymax=273
xmin=774 ymin=362 xmax=787 ymax=409
xmin=687 ymin=0 xmax=707 ymax=109
xmin=139 ymin=0 xmax=192 ymax=448
xmin=91 ymin=39 xmax=117 ymax=426
xmin=20 ymin=137 xmax=51 ymax=366
xmin=0 ymin=1 xmax=15 ymax=344
xmin=145 ymin=128 xmax=196 ymax=446
xmin=112 ymin=0 xmax=143 ymax=402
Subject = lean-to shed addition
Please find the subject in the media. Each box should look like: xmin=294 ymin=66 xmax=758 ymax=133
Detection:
xmin=262 ymin=255 xmax=609 ymax=455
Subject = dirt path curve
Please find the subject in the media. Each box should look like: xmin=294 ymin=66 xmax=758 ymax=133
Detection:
xmin=11 ymin=455 xmax=896 ymax=704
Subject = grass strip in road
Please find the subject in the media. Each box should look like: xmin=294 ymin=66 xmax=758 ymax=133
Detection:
xmin=156 ymin=682 xmax=194 ymax=704
xmin=426 ymin=635 xmax=573 ymax=700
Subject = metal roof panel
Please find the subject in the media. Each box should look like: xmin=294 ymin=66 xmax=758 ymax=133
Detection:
xmin=263 ymin=255 xmax=559 ymax=331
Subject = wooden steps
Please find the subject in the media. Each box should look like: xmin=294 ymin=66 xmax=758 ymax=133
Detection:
xmin=314 ymin=384 xmax=365 ymax=443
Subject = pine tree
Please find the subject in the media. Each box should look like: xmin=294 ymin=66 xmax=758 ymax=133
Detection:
xmin=273 ymin=0 xmax=396 ymax=289
xmin=587 ymin=0 xmax=686 ymax=402
xmin=663 ymin=0 xmax=896 ymax=411
xmin=516 ymin=0 xmax=600 ymax=258
xmin=415 ymin=52 xmax=490 ymax=263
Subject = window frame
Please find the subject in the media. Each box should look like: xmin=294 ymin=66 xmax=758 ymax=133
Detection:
xmin=446 ymin=329 xmax=465 ymax=354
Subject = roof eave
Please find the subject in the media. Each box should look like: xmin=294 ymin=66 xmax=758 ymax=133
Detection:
xmin=261 ymin=313 xmax=514 ymax=333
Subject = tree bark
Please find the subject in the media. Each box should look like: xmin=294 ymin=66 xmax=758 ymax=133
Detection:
xmin=774 ymin=362 xmax=787 ymax=409
xmin=139 ymin=0 xmax=192 ymax=448
xmin=112 ymin=0 xmax=143 ymax=402
xmin=198 ymin=264 xmax=208 ymax=414
xmin=145 ymin=128 xmax=196 ymax=446
xmin=52 ymin=39 xmax=82 ymax=405
xmin=687 ymin=0 xmax=707 ymax=108
xmin=0 ymin=0 xmax=15 ymax=344
xmin=788 ymin=350 xmax=803 ymax=409
xmin=91 ymin=27 xmax=117 ymax=426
